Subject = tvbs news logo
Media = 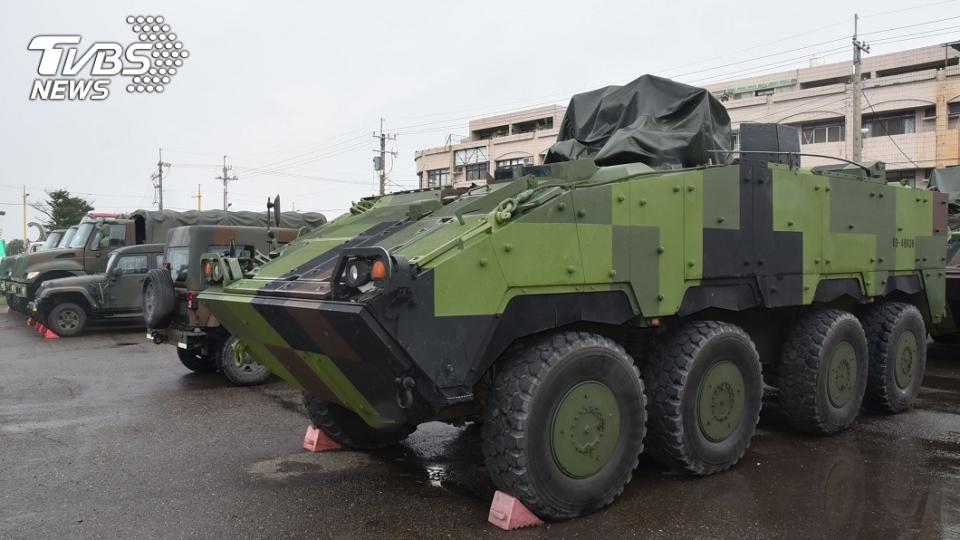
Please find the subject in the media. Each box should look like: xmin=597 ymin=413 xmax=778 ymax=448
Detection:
xmin=28 ymin=15 xmax=188 ymax=101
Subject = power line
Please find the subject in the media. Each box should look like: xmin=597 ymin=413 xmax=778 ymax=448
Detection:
xmin=861 ymin=89 xmax=921 ymax=169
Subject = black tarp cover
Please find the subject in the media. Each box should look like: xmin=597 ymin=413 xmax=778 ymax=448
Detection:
xmin=545 ymin=74 xmax=732 ymax=167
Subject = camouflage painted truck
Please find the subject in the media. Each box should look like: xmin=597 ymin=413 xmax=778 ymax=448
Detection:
xmin=199 ymin=76 xmax=947 ymax=520
xmin=1 ymin=209 xmax=325 ymax=314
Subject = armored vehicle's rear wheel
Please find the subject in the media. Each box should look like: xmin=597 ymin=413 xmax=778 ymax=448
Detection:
xmin=303 ymin=394 xmax=415 ymax=450
xmin=860 ymin=302 xmax=926 ymax=414
xmin=481 ymin=331 xmax=646 ymax=520
xmin=47 ymin=302 xmax=87 ymax=337
xmin=218 ymin=336 xmax=271 ymax=386
xmin=176 ymin=347 xmax=216 ymax=373
xmin=644 ymin=321 xmax=762 ymax=475
xmin=143 ymin=269 xmax=175 ymax=328
xmin=779 ymin=310 xmax=868 ymax=434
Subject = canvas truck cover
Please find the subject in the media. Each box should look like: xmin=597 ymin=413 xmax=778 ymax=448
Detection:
xmin=544 ymin=74 xmax=732 ymax=168
xmin=129 ymin=209 xmax=327 ymax=244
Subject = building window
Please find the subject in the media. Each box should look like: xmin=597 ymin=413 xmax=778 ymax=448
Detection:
xmin=426 ymin=168 xmax=450 ymax=188
xmin=495 ymin=157 xmax=532 ymax=169
xmin=731 ymin=131 xmax=740 ymax=150
xmin=512 ymin=117 xmax=554 ymax=134
xmin=801 ymin=122 xmax=845 ymax=144
xmin=755 ymin=88 xmax=774 ymax=97
xmin=454 ymin=147 xmax=488 ymax=166
xmin=863 ymin=112 xmax=915 ymax=138
xmin=465 ymin=162 xmax=489 ymax=181
xmin=473 ymin=125 xmax=509 ymax=140
xmin=885 ymin=169 xmax=916 ymax=185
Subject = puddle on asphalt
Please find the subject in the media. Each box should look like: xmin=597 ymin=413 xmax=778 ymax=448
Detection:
xmin=249 ymin=452 xmax=374 ymax=480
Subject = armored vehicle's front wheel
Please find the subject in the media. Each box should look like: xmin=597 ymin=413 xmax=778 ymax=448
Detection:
xmin=481 ymin=331 xmax=646 ymax=521
xmin=779 ymin=310 xmax=868 ymax=434
xmin=218 ymin=336 xmax=271 ymax=386
xmin=47 ymin=302 xmax=87 ymax=337
xmin=176 ymin=348 xmax=216 ymax=373
xmin=303 ymin=394 xmax=415 ymax=450
xmin=860 ymin=302 xmax=926 ymax=414
xmin=644 ymin=321 xmax=763 ymax=475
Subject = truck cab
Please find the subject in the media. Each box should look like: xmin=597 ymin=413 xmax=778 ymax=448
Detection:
xmin=2 ymin=218 xmax=136 ymax=312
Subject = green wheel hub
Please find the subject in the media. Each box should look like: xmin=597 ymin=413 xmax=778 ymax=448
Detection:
xmin=894 ymin=331 xmax=919 ymax=389
xmin=827 ymin=341 xmax=857 ymax=407
xmin=550 ymin=381 xmax=621 ymax=478
xmin=696 ymin=360 xmax=745 ymax=442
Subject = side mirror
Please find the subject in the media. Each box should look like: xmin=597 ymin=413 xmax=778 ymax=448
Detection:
xmin=273 ymin=195 xmax=281 ymax=227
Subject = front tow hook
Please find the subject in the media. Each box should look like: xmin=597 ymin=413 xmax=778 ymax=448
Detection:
xmin=395 ymin=377 xmax=416 ymax=409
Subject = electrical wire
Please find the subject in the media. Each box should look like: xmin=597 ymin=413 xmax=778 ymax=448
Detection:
xmin=860 ymin=90 xmax=921 ymax=169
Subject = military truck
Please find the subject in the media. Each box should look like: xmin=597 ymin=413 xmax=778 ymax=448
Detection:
xmin=1 ymin=209 xmax=325 ymax=313
xmin=199 ymin=76 xmax=946 ymax=520
xmin=143 ymin=225 xmax=305 ymax=386
xmin=29 ymin=243 xmax=165 ymax=336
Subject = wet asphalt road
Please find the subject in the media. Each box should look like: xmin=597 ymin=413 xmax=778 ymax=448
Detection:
xmin=1 ymin=309 xmax=959 ymax=539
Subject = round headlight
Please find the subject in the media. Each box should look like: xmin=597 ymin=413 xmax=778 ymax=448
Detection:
xmin=211 ymin=260 xmax=223 ymax=283
xmin=344 ymin=259 xmax=370 ymax=288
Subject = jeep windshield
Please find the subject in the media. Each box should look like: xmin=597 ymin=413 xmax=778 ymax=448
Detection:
xmin=68 ymin=223 xmax=95 ymax=249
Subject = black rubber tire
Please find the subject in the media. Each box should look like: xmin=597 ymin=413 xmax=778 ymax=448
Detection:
xmin=176 ymin=347 xmax=217 ymax=373
xmin=860 ymin=302 xmax=926 ymax=414
xmin=481 ymin=331 xmax=646 ymax=521
xmin=218 ymin=335 xmax=271 ymax=386
xmin=644 ymin=321 xmax=763 ymax=475
xmin=142 ymin=268 xmax=176 ymax=328
xmin=778 ymin=310 xmax=868 ymax=435
xmin=303 ymin=393 xmax=415 ymax=450
xmin=46 ymin=301 xmax=87 ymax=337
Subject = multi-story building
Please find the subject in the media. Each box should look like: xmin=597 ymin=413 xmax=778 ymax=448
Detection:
xmin=415 ymin=43 xmax=960 ymax=188
xmin=414 ymin=105 xmax=565 ymax=189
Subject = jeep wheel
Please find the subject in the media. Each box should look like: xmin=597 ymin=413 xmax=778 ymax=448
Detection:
xmin=218 ymin=335 xmax=271 ymax=386
xmin=860 ymin=302 xmax=926 ymax=413
xmin=779 ymin=310 xmax=868 ymax=434
xmin=176 ymin=347 xmax=216 ymax=373
xmin=47 ymin=302 xmax=87 ymax=337
xmin=644 ymin=321 xmax=763 ymax=475
xmin=481 ymin=331 xmax=646 ymax=521
xmin=143 ymin=269 xmax=175 ymax=328
xmin=303 ymin=394 xmax=415 ymax=449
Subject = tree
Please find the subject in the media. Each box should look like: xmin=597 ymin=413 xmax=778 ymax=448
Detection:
xmin=6 ymin=239 xmax=25 ymax=255
xmin=30 ymin=190 xmax=94 ymax=230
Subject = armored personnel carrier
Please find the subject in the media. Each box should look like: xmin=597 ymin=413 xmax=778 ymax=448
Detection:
xmin=200 ymin=76 xmax=946 ymax=520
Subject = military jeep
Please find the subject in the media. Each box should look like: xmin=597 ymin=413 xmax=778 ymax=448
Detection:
xmin=30 ymin=243 xmax=165 ymax=336
xmin=143 ymin=225 xmax=302 ymax=386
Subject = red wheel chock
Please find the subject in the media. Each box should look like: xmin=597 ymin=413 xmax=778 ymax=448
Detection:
xmin=41 ymin=326 xmax=60 ymax=340
xmin=488 ymin=490 xmax=544 ymax=530
xmin=303 ymin=425 xmax=341 ymax=452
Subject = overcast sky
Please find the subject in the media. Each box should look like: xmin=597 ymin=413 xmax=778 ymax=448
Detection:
xmin=1 ymin=0 xmax=957 ymax=241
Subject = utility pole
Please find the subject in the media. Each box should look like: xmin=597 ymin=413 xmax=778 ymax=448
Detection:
xmin=152 ymin=148 xmax=170 ymax=210
xmin=851 ymin=14 xmax=870 ymax=162
xmin=21 ymin=185 xmax=29 ymax=243
xmin=191 ymin=184 xmax=202 ymax=210
xmin=373 ymin=118 xmax=397 ymax=195
xmin=216 ymin=155 xmax=238 ymax=211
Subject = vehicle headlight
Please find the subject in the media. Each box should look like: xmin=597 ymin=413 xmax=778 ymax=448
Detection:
xmin=26 ymin=271 xmax=39 ymax=281
xmin=344 ymin=259 xmax=371 ymax=288
xmin=203 ymin=260 xmax=224 ymax=284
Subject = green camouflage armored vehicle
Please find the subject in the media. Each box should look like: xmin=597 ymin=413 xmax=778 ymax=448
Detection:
xmin=143 ymin=224 xmax=309 ymax=386
xmin=29 ymin=243 xmax=165 ymax=336
xmin=200 ymin=76 xmax=947 ymax=520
